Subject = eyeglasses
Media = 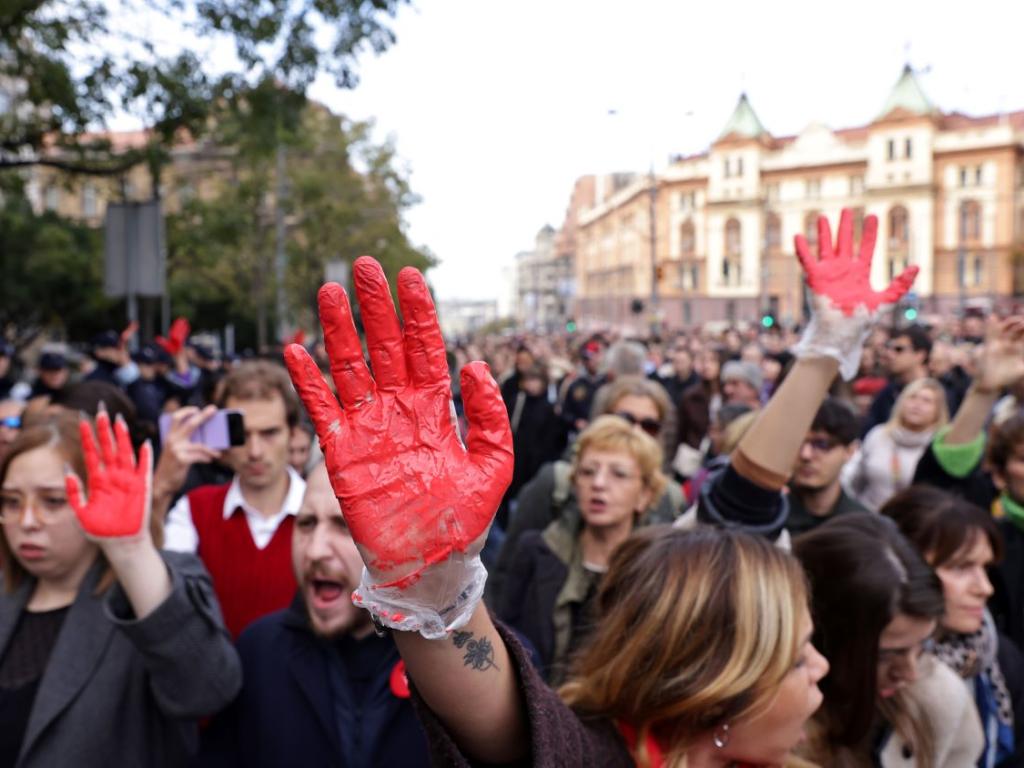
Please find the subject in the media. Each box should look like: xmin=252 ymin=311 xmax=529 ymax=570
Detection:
xmin=0 ymin=491 xmax=69 ymax=526
xmin=878 ymin=638 xmax=934 ymax=666
xmin=802 ymin=436 xmax=840 ymax=453
xmin=0 ymin=416 xmax=21 ymax=429
xmin=613 ymin=412 xmax=662 ymax=437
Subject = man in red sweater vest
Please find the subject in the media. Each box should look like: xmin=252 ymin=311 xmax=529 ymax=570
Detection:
xmin=157 ymin=361 xmax=307 ymax=637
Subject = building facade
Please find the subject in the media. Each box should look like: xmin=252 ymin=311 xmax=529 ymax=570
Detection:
xmin=514 ymin=225 xmax=566 ymax=332
xmin=572 ymin=66 xmax=1024 ymax=329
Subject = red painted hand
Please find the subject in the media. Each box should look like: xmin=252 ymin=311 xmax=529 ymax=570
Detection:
xmin=794 ymin=208 xmax=918 ymax=315
xmin=66 ymin=411 xmax=152 ymax=539
xmin=284 ymin=257 xmax=513 ymax=589
xmin=155 ymin=317 xmax=190 ymax=356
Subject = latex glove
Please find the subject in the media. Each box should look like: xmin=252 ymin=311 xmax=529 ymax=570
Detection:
xmin=155 ymin=317 xmax=190 ymax=356
xmin=793 ymin=208 xmax=918 ymax=380
xmin=284 ymin=256 xmax=513 ymax=638
xmin=66 ymin=408 xmax=153 ymax=541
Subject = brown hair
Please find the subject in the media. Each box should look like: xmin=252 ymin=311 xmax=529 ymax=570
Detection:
xmin=987 ymin=411 xmax=1024 ymax=480
xmin=595 ymin=375 xmax=673 ymax=424
xmin=560 ymin=526 xmax=808 ymax=767
xmin=0 ymin=411 xmax=163 ymax=594
xmin=881 ymin=485 xmax=1003 ymax=567
xmin=215 ymin=360 xmax=301 ymax=428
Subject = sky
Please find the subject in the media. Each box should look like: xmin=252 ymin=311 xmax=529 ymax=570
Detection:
xmin=113 ymin=0 xmax=1024 ymax=302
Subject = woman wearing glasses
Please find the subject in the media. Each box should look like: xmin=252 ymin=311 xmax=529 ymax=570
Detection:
xmin=0 ymin=411 xmax=239 ymax=767
xmin=489 ymin=375 xmax=680 ymax=603
xmin=793 ymin=513 xmax=983 ymax=767
xmin=495 ymin=415 xmax=667 ymax=683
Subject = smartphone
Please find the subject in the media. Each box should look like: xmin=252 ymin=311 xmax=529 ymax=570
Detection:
xmin=159 ymin=409 xmax=245 ymax=450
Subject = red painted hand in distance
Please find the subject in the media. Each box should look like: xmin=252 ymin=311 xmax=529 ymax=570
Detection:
xmin=66 ymin=411 xmax=152 ymax=539
xmin=284 ymin=257 xmax=513 ymax=589
xmin=155 ymin=317 xmax=190 ymax=356
xmin=794 ymin=208 xmax=918 ymax=315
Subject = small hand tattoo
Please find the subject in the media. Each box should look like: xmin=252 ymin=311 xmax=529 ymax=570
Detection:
xmin=451 ymin=630 xmax=499 ymax=671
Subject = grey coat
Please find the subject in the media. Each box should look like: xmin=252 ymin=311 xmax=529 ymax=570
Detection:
xmin=0 ymin=551 xmax=242 ymax=768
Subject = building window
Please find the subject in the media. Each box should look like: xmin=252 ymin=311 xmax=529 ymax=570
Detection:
xmin=679 ymin=192 xmax=689 ymax=211
xmin=904 ymin=137 xmax=912 ymax=159
xmin=851 ymin=207 xmax=865 ymax=243
xmin=887 ymin=139 xmax=896 ymax=161
xmin=724 ymin=158 xmax=731 ymax=178
xmin=804 ymin=210 xmax=821 ymax=246
xmin=736 ymin=156 xmax=744 ymax=176
xmin=961 ymin=200 xmax=981 ymax=241
xmin=691 ymin=264 xmax=699 ymax=290
xmin=888 ymin=205 xmax=909 ymax=252
xmin=959 ymin=167 xmax=968 ymax=187
xmin=680 ymin=219 xmax=696 ymax=256
xmin=725 ymin=218 xmax=741 ymax=257
xmin=806 ymin=178 xmax=821 ymax=200
xmin=975 ymin=166 xmax=984 ymax=186
xmin=724 ymin=217 xmax=742 ymax=286
xmin=44 ymin=186 xmax=60 ymax=211
xmin=849 ymin=175 xmax=865 ymax=195
xmin=765 ymin=212 xmax=781 ymax=252
xmin=973 ymin=255 xmax=984 ymax=287
xmin=82 ymin=184 xmax=98 ymax=218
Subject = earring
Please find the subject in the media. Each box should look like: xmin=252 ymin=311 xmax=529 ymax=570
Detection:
xmin=713 ymin=722 xmax=730 ymax=749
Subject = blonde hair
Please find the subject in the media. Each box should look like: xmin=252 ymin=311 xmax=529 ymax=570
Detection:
xmin=560 ymin=526 xmax=809 ymax=767
xmin=887 ymin=377 xmax=948 ymax=433
xmin=572 ymin=415 xmax=667 ymax=504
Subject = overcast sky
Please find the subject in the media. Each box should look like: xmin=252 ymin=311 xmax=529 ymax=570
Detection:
xmin=119 ymin=0 xmax=1024 ymax=301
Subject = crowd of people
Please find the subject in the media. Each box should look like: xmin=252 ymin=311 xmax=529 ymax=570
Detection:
xmin=2 ymin=208 xmax=1024 ymax=766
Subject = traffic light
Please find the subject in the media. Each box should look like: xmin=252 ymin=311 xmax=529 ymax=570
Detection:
xmin=565 ymin=318 xmax=577 ymax=333
xmin=903 ymin=307 xmax=918 ymax=321
xmin=760 ymin=312 xmax=775 ymax=329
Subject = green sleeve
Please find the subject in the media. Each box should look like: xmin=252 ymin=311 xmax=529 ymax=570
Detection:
xmin=931 ymin=425 xmax=986 ymax=479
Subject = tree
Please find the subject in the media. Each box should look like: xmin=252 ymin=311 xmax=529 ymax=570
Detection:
xmin=164 ymin=101 xmax=433 ymax=350
xmin=0 ymin=174 xmax=121 ymax=343
xmin=0 ymin=0 xmax=409 ymax=172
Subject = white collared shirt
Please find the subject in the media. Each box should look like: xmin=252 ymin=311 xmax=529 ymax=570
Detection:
xmin=163 ymin=467 xmax=306 ymax=553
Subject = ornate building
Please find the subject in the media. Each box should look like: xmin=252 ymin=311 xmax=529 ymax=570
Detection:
xmin=572 ymin=66 xmax=1024 ymax=329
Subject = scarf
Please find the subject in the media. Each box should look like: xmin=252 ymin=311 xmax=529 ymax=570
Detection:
xmin=933 ymin=610 xmax=1014 ymax=767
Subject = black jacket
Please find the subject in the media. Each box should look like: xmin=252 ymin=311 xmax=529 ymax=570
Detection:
xmin=198 ymin=595 xmax=430 ymax=768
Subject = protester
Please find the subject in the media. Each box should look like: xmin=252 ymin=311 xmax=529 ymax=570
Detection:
xmin=0 ymin=410 xmax=239 ymax=767
xmin=862 ymin=325 xmax=934 ymax=437
xmin=271 ymin=238 xmax=887 ymax=766
xmin=29 ymin=351 xmax=70 ymax=402
xmin=287 ymin=420 xmax=316 ymax=478
xmin=496 ymin=415 xmax=667 ymax=683
xmin=654 ymin=336 xmax=698 ymax=407
xmin=490 ymin=375 xmax=681 ymax=604
xmin=198 ymin=461 xmax=430 ymax=768
xmin=719 ymin=360 xmax=762 ymax=410
xmin=843 ymin=377 xmax=948 ymax=511
xmin=883 ymin=486 xmax=1024 ymax=767
xmin=793 ymin=513 xmax=984 ymax=766
xmin=158 ymin=361 xmax=306 ymax=638
xmin=0 ymin=344 xmax=16 ymax=400
xmin=558 ymin=337 xmax=605 ymax=439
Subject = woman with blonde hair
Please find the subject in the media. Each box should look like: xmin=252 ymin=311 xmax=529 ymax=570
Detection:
xmin=496 ymin=415 xmax=667 ymax=682
xmin=843 ymin=377 xmax=948 ymax=511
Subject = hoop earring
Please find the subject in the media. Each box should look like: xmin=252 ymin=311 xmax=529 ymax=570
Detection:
xmin=713 ymin=722 xmax=730 ymax=749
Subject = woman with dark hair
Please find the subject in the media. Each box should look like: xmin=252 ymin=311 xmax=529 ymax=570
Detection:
xmin=882 ymin=486 xmax=1024 ymax=767
xmin=0 ymin=410 xmax=240 ymax=766
xmin=793 ymin=513 xmax=984 ymax=767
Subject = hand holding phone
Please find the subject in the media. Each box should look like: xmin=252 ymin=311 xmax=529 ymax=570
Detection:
xmin=159 ymin=409 xmax=245 ymax=451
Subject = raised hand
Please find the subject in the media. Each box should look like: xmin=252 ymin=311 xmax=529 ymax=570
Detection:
xmin=973 ymin=316 xmax=1024 ymax=393
xmin=155 ymin=317 xmax=190 ymax=356
xmin=792 ymin=208 xmax=920 ymax=380
xmin=66 ymin=409 xmax=152 ymax=540
xmin=284 ymin=256 xmax=513 ymax=637
xmin=795 ymin=208 xmax=918 ymax=316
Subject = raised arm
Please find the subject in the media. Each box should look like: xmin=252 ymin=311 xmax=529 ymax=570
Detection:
xmin=283 ymin=258 xmax=527 ymax=763
xmin=733 ymin=209 xmax=916 ymax=486
xmin=944 ymin=316 xmax=1024 ymax=445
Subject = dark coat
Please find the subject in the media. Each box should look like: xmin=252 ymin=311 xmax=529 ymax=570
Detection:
xmin=198 ymin=595 xmax=430 ymax=768
xmin=0 ymin=552 xmax=241 ymax=768
xmin=412 ymin=621 xmax=633 ymax=767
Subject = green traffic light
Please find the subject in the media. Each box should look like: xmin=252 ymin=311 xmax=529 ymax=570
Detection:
xmin=904 ymin=308 xmax=918 ymax=321
xmin=566 ymin=321 xmax=577 ymax=332
xmin=761 ymin=315 xmax=774 ymax=328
